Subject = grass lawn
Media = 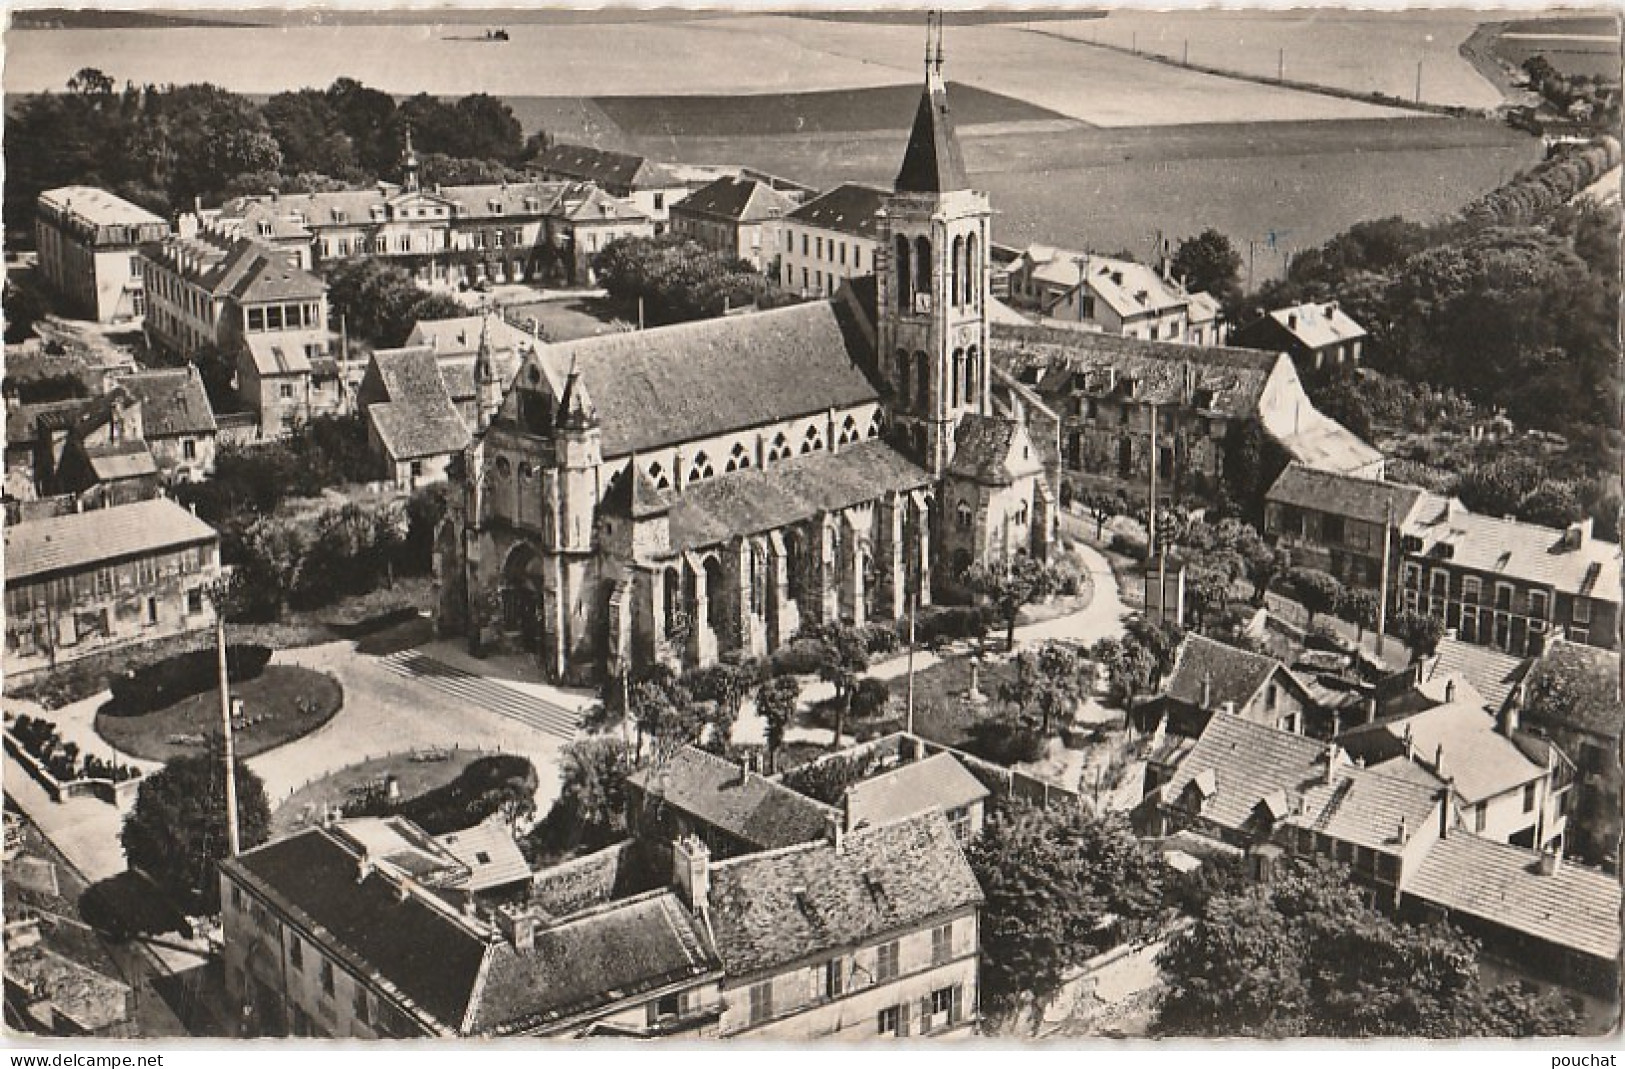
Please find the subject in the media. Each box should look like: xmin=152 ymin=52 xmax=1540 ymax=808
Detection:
xmin=94 ymin=666 xmax=343 ymax=764
xmin=228 ymin=575 xmax=433 ymax=650
xmin=841 ymin=654 xmax=1021 ymax=753
xmin=270 ymin=748 xmax=495 ymax=838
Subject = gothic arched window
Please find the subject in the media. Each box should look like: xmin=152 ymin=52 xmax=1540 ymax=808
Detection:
xmin=951 ymin=349 xmax=963 ymax=408
xmin=894 ymin=235 xmax=912 ymax=313
xmin=956 ymin=500 xmax=973 ymax=529
xmin=914 ymin=351 xmax=930 ymax=410
xmin=689 ymin=451 xmax=715 ymax=482
xmin=914 ymin=236 xmax=932 ymax=300
xmin=839 ymin=415 xmax=859 ymax=446
xmin=895 ymin=347 xmax=910 ymax=406
xmin=647 ymin=461 xmax=670 ymax=490
xmin=951 ymin=235 xmax=964 ymax=309
xmin=965 ymin=232 xmax=979 ymax=308
xmin=801 ymin=423 xmax=826 ymax=454
xmin=767 ymin=432 xmax=791 ymax=463
xmin=726 ymin=442 xmax=752 ymax=473
xmin=964 ymin=346 xmax=978 ymax=405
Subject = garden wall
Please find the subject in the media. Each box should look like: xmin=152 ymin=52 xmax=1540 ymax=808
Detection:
xmin=3 ymin=731 xmax=143 ymax=807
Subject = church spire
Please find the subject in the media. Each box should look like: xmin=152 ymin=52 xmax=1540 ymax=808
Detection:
xmin=895 ymin=11 xmax=967 ymax=194
xmin=473 ymin=306 xmax=501 ymax=430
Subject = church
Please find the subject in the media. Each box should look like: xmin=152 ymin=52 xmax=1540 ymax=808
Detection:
xmin=435 ymin=47 xmax=1061 ymax=683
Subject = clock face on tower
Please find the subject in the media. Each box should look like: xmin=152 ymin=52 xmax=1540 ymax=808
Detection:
xmin=913 ymin=291 xmax=933 ymax=315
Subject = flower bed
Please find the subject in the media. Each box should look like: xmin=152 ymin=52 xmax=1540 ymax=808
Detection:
xmin=4 ymin=714 xmax=143 ymax=806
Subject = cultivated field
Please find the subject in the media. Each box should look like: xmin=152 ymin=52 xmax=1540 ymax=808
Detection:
xmin=1052 ymin=9 xmax=1506 ymax=110
xmin=1493 ymin=13 xmax=1622 ymax=83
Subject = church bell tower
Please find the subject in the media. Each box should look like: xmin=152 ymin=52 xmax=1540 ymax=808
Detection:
xmin=878 ymin=13 xmax=992 ymax=476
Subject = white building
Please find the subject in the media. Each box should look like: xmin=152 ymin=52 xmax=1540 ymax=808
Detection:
xmin=778 ymin=183 xmax=887 ymax=298
xmin=35 ymin=187 xmax=169 ymax=323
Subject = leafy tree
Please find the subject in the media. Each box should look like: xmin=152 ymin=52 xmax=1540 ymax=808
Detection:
xmin=850 ymin=676 xmax=891 ymax=720
xmin=1287 ymin=566 xmax=1343 ymax=628
xmin=1391 ymin=609 xmax=1446 ymax=660
xmin=964 ymin=557 xmax=1062 ymax=651
xmin=1304 ymin=368 xmax=1375 ymax=442
xmin=1171 ymin=228 xmax=1243 ymax=307
xmin=779 ymin=746 xmax=889 ymax=807
xmin=262 ymin=88 xmax=357 ymax=178
xmin=524 ymin=737 xmax=635 ymax=860
xmin=1337 ymin=587 xmax=1382 ymax=640
xmin=325 ymin=257 xmax=462 ymax=347
xmin=120 ymin=743 xmax=271 ymax=913
xmin=1454 ymin=456 xmax=1545 ymax=518
xmin=1090 ymin=634 xmax=1158 ymax=710
xmin=1155 ymin=859 xmax=1581 ymax=1038
xmin=402 ymin=481 xmax=454 ymax=575
xmin=684 ymin=658 xmax=758 ymax=752
xmin=1081 ymin=488 xmax=1126 ymax=540
xmin=755 ymin=675 xmax=801 ymax=774
xmin=802 ymin=622 xmax=870 ymax=749
xmin=325 ymin=77 xmax=400 ymax=175
xmin=968 ymin=803 xmax=1164 ymax=1020
xmin=1002 ymin=641 xmax=1089 ymax=735
xmin=1184 ymin=565 xmax=1234 ymax=629
xmin=593 ymin=233 xmax=796 ymax=325
xmin=626 ymin=665 xmax=705 ymax=755
xmin=1517 ymin=480 xmax=1586 ymax=529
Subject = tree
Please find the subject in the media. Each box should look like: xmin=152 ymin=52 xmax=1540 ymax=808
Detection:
xmin=755 ymin=675 xmax=801 ymax=774
xmin=1337 ymin=587 xmax=1382 ymax=640
xmin=1002 ymin=641 xmax=1089 ymax=735
xmin=684 ymin=658 xmax=758 ymax=752
xmin=262 ymin=88 xmax=357 ymax=178
xmin=325 ymin=257 xmax=460 ymax=347
xmin=1155 ymin=858 xmax=1581 ymax=1038
xmin=1090 ymin=634 xmax=1158 ymax=711
xmin=1287 ymin=566 xmax=1343 ymax=628
xmin=1184 ymin=565 xmax=1234 ymax=629
xmin=593 ymin=233 xmax=794 ymax=324
xmin=1517 ymin=480 xmax=1585 ymax=529
xmin=1082 ymin=488 xmax=1126 ymax=541
xmin=1391 ymin=609 xmax=1446 ymax=660
xmin=964 ymin=557 xmax=1062 ymax=651
xmin=968 ymin=803 xmax=1164 ymax=1021
xmin=803 ymin=622 xmax=870 ymax=749
xmin=524 ymin=737 xmax=635 ymax=860
xmin=1171 ymin=228 xmax=1243 ymax=307
xmin=120 ymin=744 xmax=271 ymax=913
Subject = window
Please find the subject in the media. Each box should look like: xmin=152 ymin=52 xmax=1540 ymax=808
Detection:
xmin=183 ymin=438 xmax=197 ymax=461
xmin=320 ymin=959 xmax=335 ymax=997
xmin=290 ymin=937 xmax=303 ymax=971
xmin=1528 ymin=590 xmax=1548 ymax=620
xmin=932 ymin=922 xmax=953 ymax=964
xmin=1461 ymin=576 xmax=1481 ymax=604
xmin=748 ymin=980 xmax=773 ymax=1025
xmin=802 ymin=235 xmax=809 ymax=256
xmin=1495 ymin=582 xmax=1514 ymax=611
xmin=188 ymin=588 xmax=204 ymax=615
xmin=1430 ymin=569 xmax=1449 ymax=597
xmin=946 ymin=805 xmax=971 ymax=842
xmin=875 ymin=940 xmax=900 ymax=981
xmin=145 ymin=597 xmax=159 ymax=626
xmin=648 ymin=992 xmax=682 ymax=1025
xmin=1403 ymin=564 xmax=1422 ymax=590
xmin=1573 ymin=598 xmax=1592 ymax=624
xmin=410 ymin=460 xmax=423 ymax=479
xmin=1523 ymin=782 xmax=1537 ymax=813
xmin=232 ymin=885 xmax=243 ymax=910
xmin=824 ymin=958 xmax=844 ymax=999
xmin=816 ymin=236 xmax=823 ymax=259
xmin=279 ymin=382 xmax=295 ymax=400
xmin=653 ymin=193 xmax=665 ymax=211
xmin=877 ymin=1005 xmax=902 ymax=1037
xmin=931 ymin=986 xmax=954 ymax=1019
xmin=956 ymin=501 xmax=973 ymax=529
xmin=354 ymin=987 xmax=371 ymax=1026
xmin=1474 ymin=804 xmax=1488 ymax=834
xmin=247 ymin=307 xmax=265 ymax=331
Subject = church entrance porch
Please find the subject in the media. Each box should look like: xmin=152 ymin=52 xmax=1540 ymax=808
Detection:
xmin=500 ymin=543 xmax=544 ymax=650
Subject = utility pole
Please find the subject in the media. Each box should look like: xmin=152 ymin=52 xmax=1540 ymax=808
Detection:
xmin=1278 ymin=47 xmax=1285 ymax=81
xmin=905 ymin=592 xmax=918 ymax=736
xmin=1415 ymin=57 xmax=1424 ymax=104
xmin=1377 ymin=497 xmax=1394 ymax=659
xmin=1147 ymin=401 xmax=1159 ymax=620
xmin=1183 ymin=38 xmax=1189 ymax=65
xmin=209 ymin=578 xmax=240 ymax=858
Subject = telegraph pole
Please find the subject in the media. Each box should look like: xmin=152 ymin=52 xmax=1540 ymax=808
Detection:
xmin=207 ymin=578 xmax=240 ymax=858
xmin=1377 ymin=497 xmax=1394 ymax=660
xmin=1147 ymin=402 xmax=1159 ymax=621
xmin=905 ymin=592 xmax=918 ymax=736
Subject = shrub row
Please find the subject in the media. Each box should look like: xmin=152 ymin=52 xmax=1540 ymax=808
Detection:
xmin=107 ymin=644 xmax=273 ymax=717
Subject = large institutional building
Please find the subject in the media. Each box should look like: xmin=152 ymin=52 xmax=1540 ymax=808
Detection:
xmin=437 ymin=58 xmax=1060 ymax=682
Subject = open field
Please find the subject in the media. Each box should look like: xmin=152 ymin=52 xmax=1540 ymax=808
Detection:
xmin=1048 ymin=9 xmax=1505 ymax=110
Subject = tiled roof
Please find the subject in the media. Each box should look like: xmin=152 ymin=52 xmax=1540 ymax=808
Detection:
xmin=469 ymin=891 xmax=719 ymax=1035
xmin=1266 ymin=464 xmax=1425 ymax=527
xmin=786 ymin=183 xmax=888 ymax=240
xmin=5 ymin=497 xmax=216 ymax=582
xmin=115 ymin=368 xmax=217 ymax=437
xmin=438 ymin=181 xmax=575 ymax=221
xmin=148 ymin=230 xmax=325 ymax=305
xmin=1406 ymin=834 xmax=1621 ymax=962
xmin=557 ymin=185 xmax=650 ymax=225
xmin=364 ymin=346 xmax=472 ymax=458
xmin=1161 ymin=713 xmax=1442 ymax=857
xmin=244 ymin=335 xmax=313 ymax=377
xmin=1268 ymin=301 xmax=1368 ymax=350
xmin=1339 ymin=700 xmax=1544 ymax=804
xmin=602 ymin=461 xmax=671 ymax=521
xmin=673 ymin=176 xmax=795 ymax=225
xmin=992 ymin=321 xmax=1280 ymax=420
xmin=523 ymin=301 xmax=877 ymax=459
xmin=532 ymin=143 xmax=676 ymax=191
xmin=842 ymin=753 xmax=989 ymax=832
xmin=626 ymin=745 xmax=838 ymax=852
xmin=435 ymin=819 xmax=532 ymax=894
xmin=1407 ymin=511 xmax=1622 ymax=600
xmin=1164 ymin=634 xmax=1292 ymax=712
xmin=707 ymin=809 xmax=983 ymax=979
xmin=946 ymin=415 xmax=1041 ymax=486
xmin=663 ymin=439 xmax=932 ymax=554
xmin=1423 ymin=638 xmax=1530 ymax=713
xmin=224 ymin=828 xmax=488 ymax=1034
xmin=1269 ymin=408 xmax=1386 ymax=477
xmin=895 ymin=72 xmax=968 ymax=194
xmin=1071 ymin=257 xmax=1186 ymax=321
xmin=409 ymin=314 xmax=541 ymax=361
xmin=440 ymin=352 xmax=523 ymax=404
xmin=84 ymin=440 xmax=159 ymax=482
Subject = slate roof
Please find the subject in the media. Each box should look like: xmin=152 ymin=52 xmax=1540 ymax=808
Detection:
xmin=435 ymin=819 xmax=532 ymax=894
xmin=602 ymin=461 xmax=671 ymax=521
xmin=842 ymin=753 xmax=989 ymax=832
xmin=440 ymin=352 xmax=523 ymax=404
xmin=469 ymin=891 xmax=719 ymax=1035
xmin=1160 ymin=713 xmax=1442 ymax=857
xmin=1407 ymin=510 xmax=1622 ymax=600
xmin=707 ymin=809 xmax=983 ymax=980
xmin=1066 ymin=257 xmax=1187 ymax=321
xmin=626 ymin=745 xmax=838 ymax=852
xmin=224 ymin=828 xmax=487 ymax=1035
xmin=663 ymin=439 xmax=932 ymax=554
xmin=1424 ymin=637 xmax=1531 ymax=713
xmin=364 ymin=346 xmax=473 ymax=462
xmin=1267 ymin=464 xmax=1426 ymax=527
xmin=39 ymin=185 xmax=165 ymax=229
xmin=523 ymin=301 xmax=877 ymax=459
xmin=557 ymin=185 xmax=650 ymax=225
xmin=895 ymin=71 xmax=968 ymax=194
xmin=786 ymin=183 xmax=888 ymax=240
xmin=84 ymin=441 xmax=159 ymax=482
xmin=146 ymin=230 xmax=324 ymax=304
xmin=946 ymin=415 xmax=1041 ymax=486
xmin=673 ymin=176 xmax=795 ymax=225
xmin=1164 ymin=634 xmax=1297 ymax=712
xmin=1269 ymin=409 xmax=1387 ymax=478
xmin=1338 ymin=700 xmax=1544 ymax=804
xmin=409 ymin=315 xmax=540 ymax=361
xmin=1268 ymin=301 xmax=1368 ymax=350
xmin=244 ymin=335 xmax=313 ymax=377
xmin=5 ymin=497 xmax=216 ymax=582
xmin=115 ymin=368 xmax=217 ymax=437
xmin=992 ymin=321 xmax=1281 ymax=419
xmin=532 ymin=143 xmax=677 ymax=191
xmin=1405 ymin=834 xmax=1621 ymax=963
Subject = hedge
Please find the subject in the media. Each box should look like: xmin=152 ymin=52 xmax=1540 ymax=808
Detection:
xmin=107 ymin=644 xmax=273 ymax=717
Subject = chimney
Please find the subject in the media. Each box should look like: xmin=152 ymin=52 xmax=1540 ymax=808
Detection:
xmin=1201 ymin=670 xmax=1212 ymax=709
xmin=1403 ymin=724 xmax=1415 ymax=761
xmin=1444 ymin=679 xmax=1456 ymax=704
xmin=1396 ymin=816 xmax=1409 ymax=845
xmin=1434 ymin=743 xmax=1445 ymax=776
xmin=356 ymin=847 xmax=373 ymax=884
xmin=1323 ymin=743 xmax=1342 ymax=785
xmin=1536 ymin=849 xmax=1562 ymax=876
xmin=1564 ymin=518 xmax=1591 ymax=549
xmin=671 ymin=836 xmax=711 ymax=912
xmin=1500 ymin=701 xmax=1521 ymax=737
xmin=1220 ymin=700 xmax=1236 ymax=717
xmin=1438 ymin=779 xmax=1456 ymax=839
xmin=496 ymin=903 xmax=536 ymax=952
xmin=1288 ymin=313 xmax=1298 ymax=330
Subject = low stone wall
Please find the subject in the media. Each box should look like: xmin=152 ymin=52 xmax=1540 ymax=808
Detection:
xmin=4 ymin=731 xmax=143 ymax=807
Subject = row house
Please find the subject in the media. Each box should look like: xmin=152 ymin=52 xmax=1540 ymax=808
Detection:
xmin=778 ymin=183 xmax=886 ymax=298
xmin=1006 ymin=246 xmax=1223 ymax=345
xmin=1264 ymin=462 xmax=1454 ymax=590
xmin=1144 ymin=711 xmax=1621 ymax=997
xmin=1233 ymin=301 xmax=1367 ymax=375
xmin=669 ymin=175 xmax=798 ymax=272
xmin=529 ymin=142 xmax=690 ymax=233
xmin=2 ymin=498 xmax=221 ymax=687
xmin=35 ymin=186 xmax=169 ymax=322
xmin=1400 ymin=512 xmax=1620 ymax=656
xmin=219 ymin=808 xmax=981 ymax=1040
xmin=996 ymin=324 xmax=1384 ymax=505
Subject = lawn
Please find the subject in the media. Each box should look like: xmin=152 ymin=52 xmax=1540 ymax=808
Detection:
xmin=95 ymin=666 xmax=343 ymax=764
xmin=852 ymin=654 xmax=1021 ymax=754
xmin=502 ymin=296 xmax=632 ymax=343
xmin=270 ymin=747 xmax=496 ymax=838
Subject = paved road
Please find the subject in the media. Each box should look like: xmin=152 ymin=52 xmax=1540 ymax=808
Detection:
xmin=374 ymin=649 xmax=580 ymax=741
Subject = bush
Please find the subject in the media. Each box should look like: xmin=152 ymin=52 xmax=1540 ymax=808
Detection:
xmin=107 ymin=645 xmax=273 ymax=717
xmin=1107 ymin=532 xmax=1143 ymax=558
xmin=966 ymin=719 xmax=1048 ymax=766
xmin=859 ymin=624 xmax=900 ymax=657
xmin=904 ymin=605 xmax=988 ymax=649
xmin=769 ymin=638 xmax=826 ymax=677
xmin=851 ymin=677 xmax=892 ymax=719
xmin=394 ymin=754 xmax=539 ymax=836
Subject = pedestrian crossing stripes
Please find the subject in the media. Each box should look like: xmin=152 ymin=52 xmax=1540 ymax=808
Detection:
xmin=374 ymin=650 xmax=580 ymax=741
